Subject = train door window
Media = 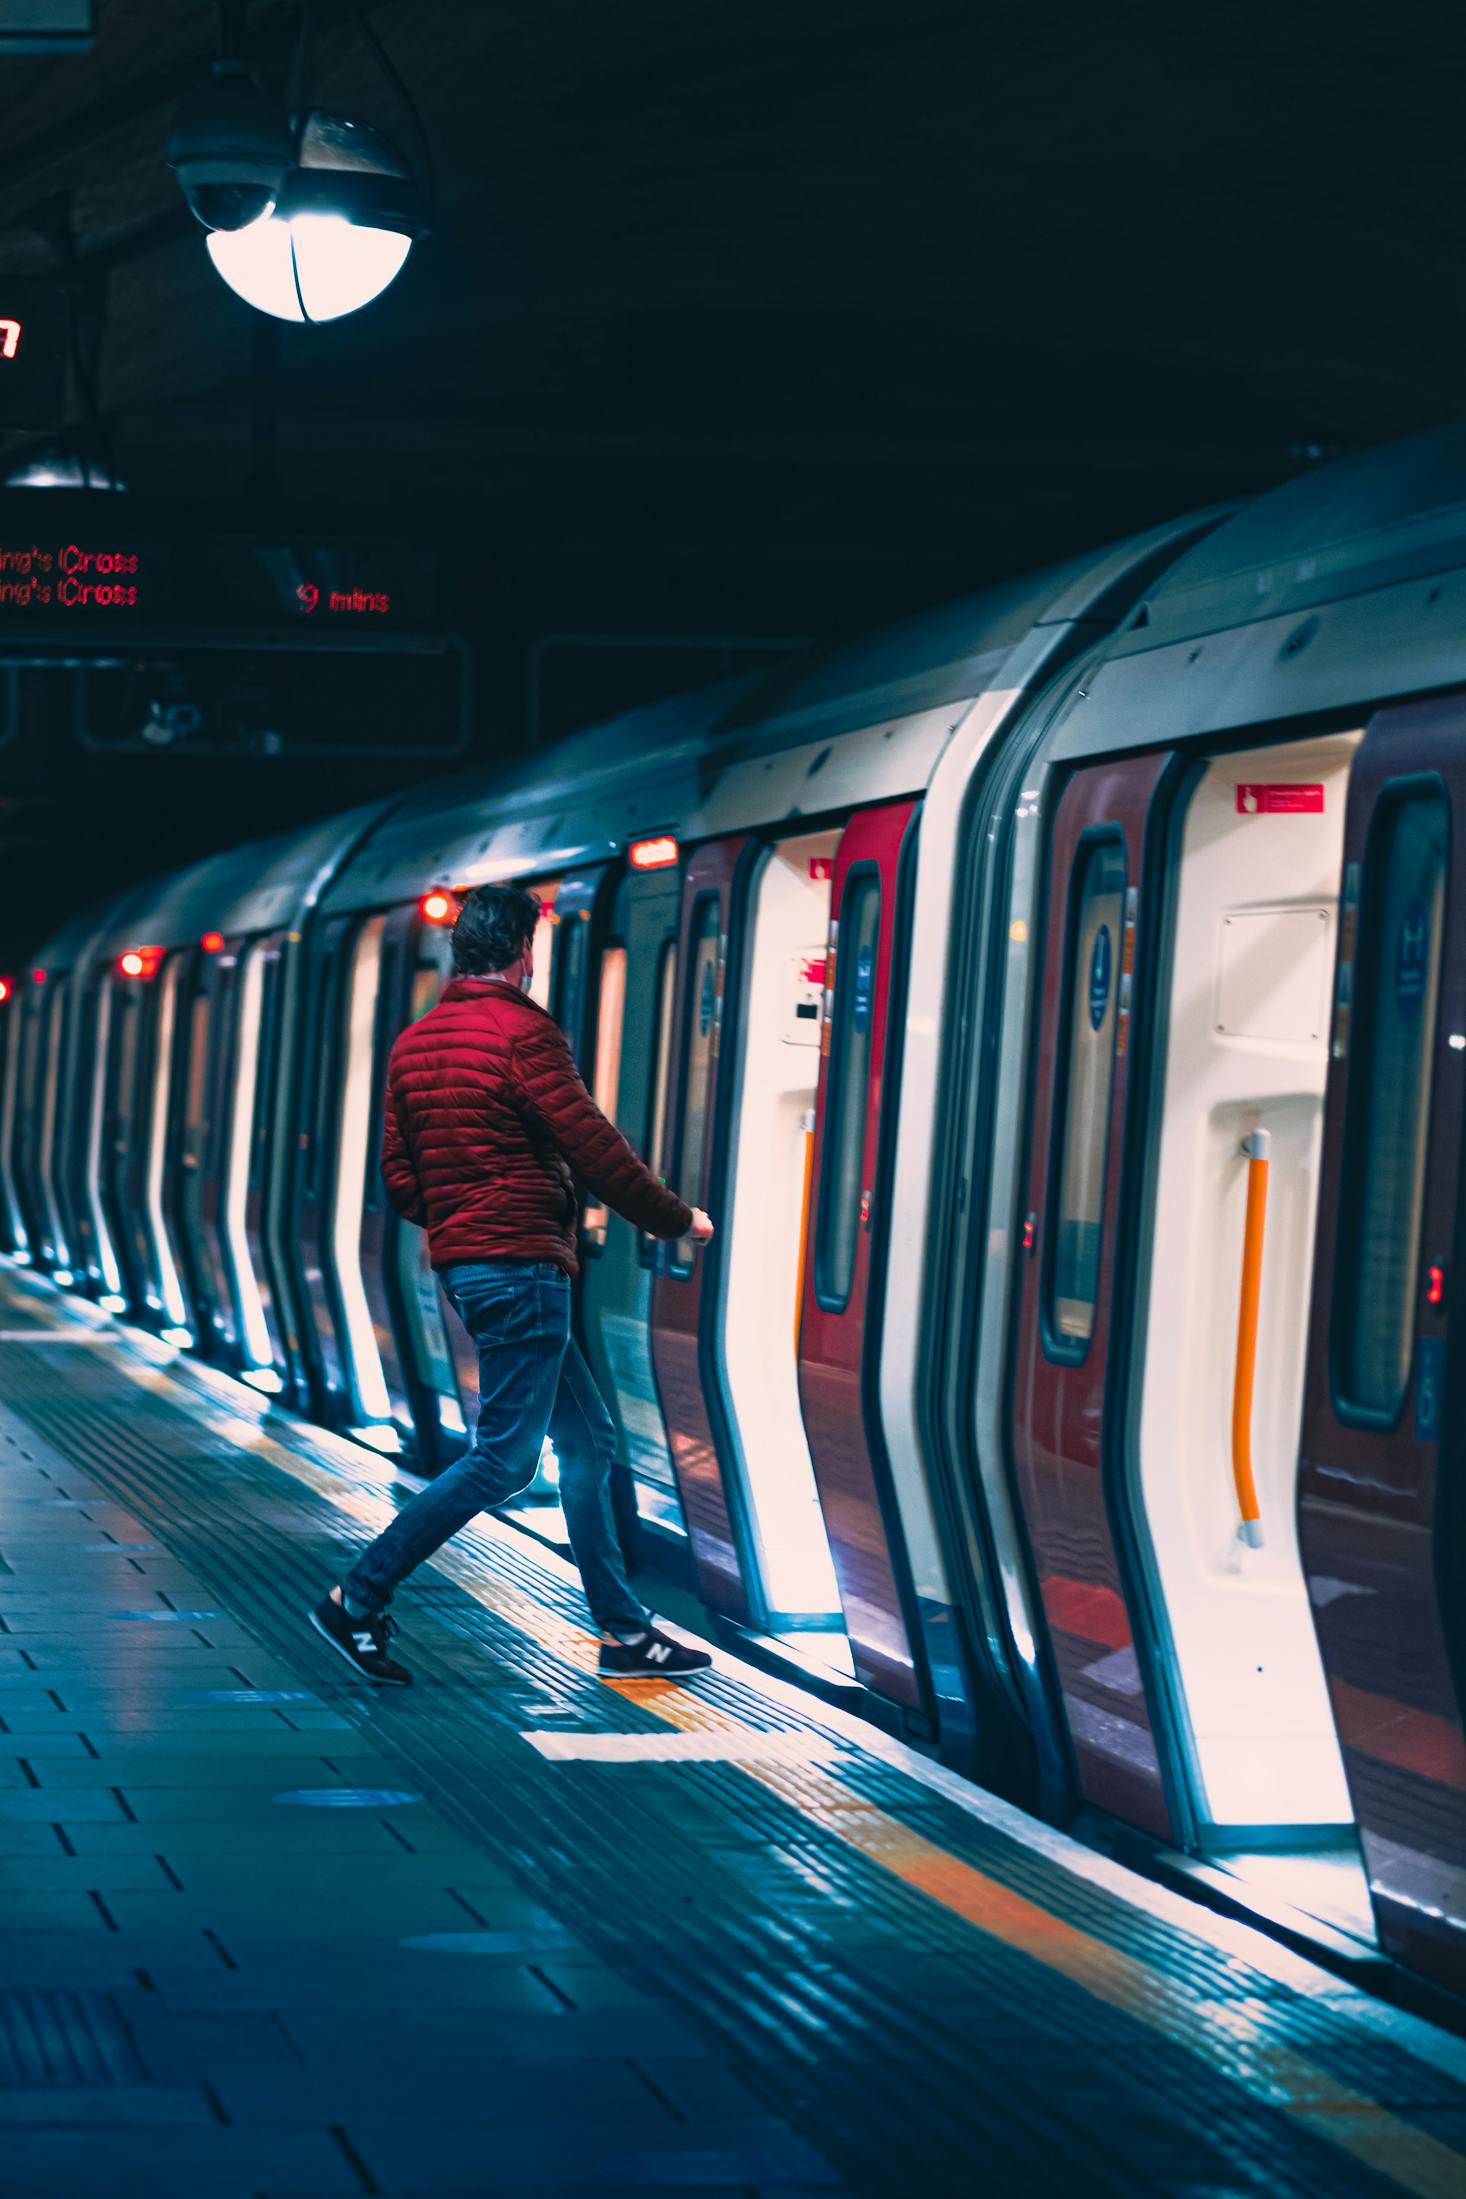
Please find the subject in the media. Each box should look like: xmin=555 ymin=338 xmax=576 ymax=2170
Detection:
xmin=554 ymin=909 xmax=590 ymax=1034
xmin=670 ymin=897 xmax=720 ymax=1270
xmin=647 ymin=941 xmax=677 ymax=1185
xmin=37 ymin=982 xmax=73 ymax=1268
xmin=103 ymin=977 xmax=145 ymax=1302
xmin=223 ymin=940 xmax=275 ymax=1373
xmin=594 ymin=946 xmax=627 ymax=1114
xmin=582 ymin=946 xmax=627 ymax=1243
xmin=395 ymin=928 xmax=463 ymax=1438
xmin=332 ymin=915 xmax=394 ymax=1427
xmin=815 ymin=867 xmax=881 ymax=1311
xmin=1044 ymin=831 xmax=1127 ymax=1357
xmin=1333 ymin=784 xmax=1449 ymax=1422
xmin=527 ymin=881 xmax=561 ymax=1011
xmin=0 ymin=992 xmax=24 ymax=1256
xmin=242 ymin=936 xmax=286 ymax=1360
xmin=302 ymin=920 xmax=351 ymax=1203
xmin=85 ymin=981 xmax=125 ymax=1297
xmin=145 ymin=954 xmax=190 ymax=1331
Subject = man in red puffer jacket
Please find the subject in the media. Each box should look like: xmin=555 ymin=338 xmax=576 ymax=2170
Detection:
xmin=310 ymin=882 xmax=715 ymax=1688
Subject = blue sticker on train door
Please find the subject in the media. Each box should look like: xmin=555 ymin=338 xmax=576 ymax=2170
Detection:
xmin=1397 ymin=896 xmax=1428 ymax=1017
xmin=698 ymin=959 xmax=715 ymax=1036
xmin=853 ymin=944 xmax=874 ymax=1033
xmin=1088 ymin=924 xmax=1113 ymax=1030
xmin=1415 ymin=1336 xmax=1444 ymax=1441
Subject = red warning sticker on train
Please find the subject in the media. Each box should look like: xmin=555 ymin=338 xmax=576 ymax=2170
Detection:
xmin=1236 ymin=783 xmax=1324 ymax=815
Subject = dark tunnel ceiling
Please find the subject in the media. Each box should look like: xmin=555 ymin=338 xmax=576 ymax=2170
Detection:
xmin=2 ymin=0 xmax=1461 ymax=536
xmin=0 ymin=0 xmax=1462 ymax=951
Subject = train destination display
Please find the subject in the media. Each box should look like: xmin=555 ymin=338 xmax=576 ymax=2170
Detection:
xmin=0 ymin=531 xmax=434 ymax=626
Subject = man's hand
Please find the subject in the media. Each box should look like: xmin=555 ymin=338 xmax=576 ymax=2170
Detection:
xmin=688 ymin=1207 xmax=715 ymax=1245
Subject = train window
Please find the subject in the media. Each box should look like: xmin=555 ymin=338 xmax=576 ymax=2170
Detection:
xmin=670 ymin=897 xmax=720 ymax=1269
xmin=583 ymin=946 xmax=627 ymax=1242
xmin=145 ymin=955 xmax=190 ymax=1329
xmin=636 ymin=939 xmax=678 ymax=1268
xmin=247 ymin=940 xmax=283 ymax=1191
xmin=593 ymin=946 xmax=627 ymax=1116
xmin=647 ymin=940 xmax=677 ymax=1177
xmin=815 ymin=867 xmax=881 ymax=1312
xmin=332 ymin=915 xmax=393 ymax=1423
xmin=304 ymin=921 xmax=350 ymax=1199
xmin=183 ymin=987 xmax=211 ymax=1173
xmin=1333 ymin=783 xmax=1448 ymax=1423
xmin=555 ymin=910 xmax=589 ymax=1042
xmin=1043 ymin=830 xmax=1127 ymax=1360
xmin=527 ymin=886 xmax=559 ymax=1011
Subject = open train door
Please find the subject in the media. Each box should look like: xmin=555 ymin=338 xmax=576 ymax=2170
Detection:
xmin=1299 ymin=693 xmax=1466 ymax=1994
xmin=1008 ymin=752 xmax=1177 ymax=1842
xmin=649 ymin=835 xmax=755 ymax=1622
xmin=796 ymin=799 xmax=925 ymax=1709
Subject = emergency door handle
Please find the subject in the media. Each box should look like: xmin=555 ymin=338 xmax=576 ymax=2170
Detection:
xmin=1230 ymin=1129 xmax=1269 ymax=1549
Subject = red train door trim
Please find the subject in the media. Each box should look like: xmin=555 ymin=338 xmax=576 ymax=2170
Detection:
xmin=797 ymin=798 xmax=923 ymax=1707
xmin=1009 ymin=751 xmax=1176 ymax=1842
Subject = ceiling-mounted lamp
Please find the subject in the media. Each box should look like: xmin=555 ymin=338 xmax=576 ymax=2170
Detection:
xmin=204 ymin=110 xmax=426 ymax=324
xmin=166 ymin=4 xmax=432 ymax=325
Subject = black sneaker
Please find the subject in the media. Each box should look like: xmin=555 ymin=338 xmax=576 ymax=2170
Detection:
xmin=309 ymin=1593 xmax=413 ymax=1686
xmin=598 ymin=1622 xmax=712 ymax=1679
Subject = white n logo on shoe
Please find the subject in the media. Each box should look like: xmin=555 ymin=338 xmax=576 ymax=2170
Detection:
xmin=644 ymin=1640 xmax=672 ymax=1665
xmin=352 ymin=1631 xmax=377 ymax=1654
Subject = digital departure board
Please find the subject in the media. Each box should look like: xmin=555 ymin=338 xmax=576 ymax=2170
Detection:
xmin=0 ymin=528 xmax=435 ymax=627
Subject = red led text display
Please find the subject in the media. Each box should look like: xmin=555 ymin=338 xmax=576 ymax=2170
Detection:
xmin=0 ymin=529 xmax=433 ymax=628
xmin=0 ymin=278 xmax=65 ymax=430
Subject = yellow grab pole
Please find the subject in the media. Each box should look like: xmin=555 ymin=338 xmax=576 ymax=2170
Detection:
xmin=1231 ymin=1128 xmax=1270 ymax=1549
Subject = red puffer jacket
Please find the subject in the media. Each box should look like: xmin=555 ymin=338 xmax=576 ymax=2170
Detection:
xmin=380 ymin=976 xmax=692 ymax=1277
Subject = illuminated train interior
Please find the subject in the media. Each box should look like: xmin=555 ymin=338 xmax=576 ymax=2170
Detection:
xmin=8 ymin=424 xmax=1466 ymax=2005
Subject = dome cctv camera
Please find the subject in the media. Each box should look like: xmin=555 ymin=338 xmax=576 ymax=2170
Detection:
xmin=166 ymin=62 xmax=293 ymax=233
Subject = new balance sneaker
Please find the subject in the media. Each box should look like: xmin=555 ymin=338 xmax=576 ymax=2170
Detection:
xmin=598 ymin=1622 xmax=712 ymax=1678
xmin=309 ymin=1593 xmax=413 ymax=1686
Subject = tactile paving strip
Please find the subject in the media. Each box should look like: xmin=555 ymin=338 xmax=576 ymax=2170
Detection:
xmin=2 ymin=1311 xmax=1466 ymax=2197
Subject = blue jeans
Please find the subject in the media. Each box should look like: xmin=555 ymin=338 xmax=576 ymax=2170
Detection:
xmin=344 ymin=1260 xmax=650 ymax=1636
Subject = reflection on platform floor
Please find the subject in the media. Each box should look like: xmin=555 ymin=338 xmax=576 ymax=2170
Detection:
xmin=1 ymin=1270 xmax=1466 ymax=2197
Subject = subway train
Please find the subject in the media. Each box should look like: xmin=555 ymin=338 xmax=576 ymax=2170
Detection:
xmin=4 ymin=425 xmax=1466 ymax=2007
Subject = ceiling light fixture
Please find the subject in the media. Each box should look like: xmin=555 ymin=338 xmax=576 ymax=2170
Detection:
xmin=205 ymin=110 xmax=425 ymax=323
xmin=167 ymin=4 xmax=432 ymax=325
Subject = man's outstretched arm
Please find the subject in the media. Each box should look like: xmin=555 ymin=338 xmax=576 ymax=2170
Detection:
xmin=512 ymin=1017 xmax=696 ymax=1239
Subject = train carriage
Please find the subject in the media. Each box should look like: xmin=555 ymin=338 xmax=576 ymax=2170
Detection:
xmin=7 ymin=425 xmax=1466 ymax=2002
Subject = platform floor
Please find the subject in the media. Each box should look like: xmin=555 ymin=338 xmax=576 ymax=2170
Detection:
xmin=3 ymin=1273 xmax=1466 ymax=2197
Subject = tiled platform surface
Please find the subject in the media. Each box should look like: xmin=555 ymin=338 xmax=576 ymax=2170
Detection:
xmin=3 ymin=1278 xmax=1466 ymax=2196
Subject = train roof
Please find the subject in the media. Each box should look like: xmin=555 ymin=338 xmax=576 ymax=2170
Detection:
xmin=1127 ymin=423 xmax=1466 ymax=644
xmin=322 ymin=508 xmax=1218 ymax=916
xmin=1051 ymin=423 xmax=1466 ymax=759
xmin=81 ymin=802 xmax=390 ymax=965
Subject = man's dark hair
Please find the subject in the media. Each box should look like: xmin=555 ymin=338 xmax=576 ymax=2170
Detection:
xmin=451 ymin=883 xmax=541 ymax=977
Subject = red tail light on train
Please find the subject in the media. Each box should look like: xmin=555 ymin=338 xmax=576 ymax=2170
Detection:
xmin=420 ymin=890 xmax=456 ymax=924
xmin=0 ymin=977 xmax=11 ymax=1005
xmin=201 ymin=931 xmax=225 ymax=954
xmin=118 ymin=946 xmax=163 ymax=980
